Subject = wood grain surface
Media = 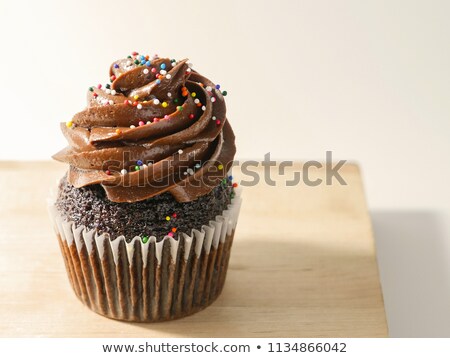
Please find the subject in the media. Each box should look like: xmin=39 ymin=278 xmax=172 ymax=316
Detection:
xmin=0 ymin=161 xmax=387 ymax=337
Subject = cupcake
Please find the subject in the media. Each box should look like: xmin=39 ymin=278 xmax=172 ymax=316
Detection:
xmin=49 ymin=52 xmax=241 ymax=322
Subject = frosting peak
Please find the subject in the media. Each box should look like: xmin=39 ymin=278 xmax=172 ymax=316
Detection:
xmin=53 ymin=53 xmax=236 ymax=203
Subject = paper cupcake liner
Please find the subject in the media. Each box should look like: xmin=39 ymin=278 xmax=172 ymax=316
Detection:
xmin=48 ymin=190 xmax=241 ymax=322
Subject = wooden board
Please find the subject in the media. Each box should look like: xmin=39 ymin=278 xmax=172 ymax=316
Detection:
xmin=0 ymin=161 xmax=387 ymax=337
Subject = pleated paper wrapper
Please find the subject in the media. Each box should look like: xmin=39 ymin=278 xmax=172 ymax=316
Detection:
xmin=48 ymin=191 xmax=241 ymax=322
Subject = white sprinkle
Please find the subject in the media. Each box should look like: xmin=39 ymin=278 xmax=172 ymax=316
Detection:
xmin=160 ymin=70 xmax=167 ymax=75
xmin=205 ymin=86 xmax=212 ymax=92
xmin=137 ymin=104 xmax=143 ymax=109
xmin=146 ymin=121 xmax=151 ymax=125
xmin=183 ymin=172 xmax=187 ymax=175
xmin=212 ymin=116 xmax=216 ymax=120
xmin=201 ymin=105 xmax=206 ymax=111
xmin=120 ymin=169 xmax=127 ymax=175
xmin=211 ymin=97 xmax=216 ymax=103
xmin=195 ymin=163 xmax=201 ymax=169
xmin=187 ymin=168 xmax=194 ymax=175
xmin=143 ymin=164 xmax=148 ymax=168
xmin=194 ymin=99 xmax=200 ymax=104
xmin=166 ymin=74 xmax=171 ymax=79
xmin=126 ymin=60 xmax=132 ymax=66
xmin=167 ymin=92 xmax=172 ymax=97
xmin=111 ymin=90 xmax=117 ymax=95
xmin=143 ymin=68 xmax=149 ymax=74
xmin=153 ymin=99 xmax=160 ymax=105
xmin=187 ymin=62 xmax=193 ymax=68
xmin=130 ymin=125 xmax=136 ymax=129
xmin=178 ymin=149 xmax=183 ymax=154
xmin=105 ymin=89 xmax=111 ymax=94
xmin=186 ymin=68 xmax=191 ymax=73
xmin=108 ymin=100 xmax=114 ymax=105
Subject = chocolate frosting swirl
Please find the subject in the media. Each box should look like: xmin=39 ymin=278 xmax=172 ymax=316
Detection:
xmin=53 ymin=54 xmax=236 ymax=203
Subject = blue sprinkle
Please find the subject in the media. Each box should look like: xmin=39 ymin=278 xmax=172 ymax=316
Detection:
xmin=137 ymin=160 xmax=143 ymax=166
xmin=145 ymin=61 xmax=151 ymax=67
xmin=113 ymin=63 xmax=119 ymax=69
xmin=156 ymin=79 xmax=161 ymax=85
xmin=141 ymin=60 xmax=146 ymax=65
xmin=139 ymin=55 xmax=145 ymax=61
xmin=160 ymin=63 xmax=166 ymax=69
xmin=228 ymin=175 xmax=233 ymax=180
xmin=215 ymin=84 xmax=221 ymax=89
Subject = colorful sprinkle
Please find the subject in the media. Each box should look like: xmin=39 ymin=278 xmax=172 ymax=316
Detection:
xmin=211 ymin=97 xmax=216 ymax=103
xmin=97 ymin=84 xmax=102 ymax=89
xmin=132 ymin=51 xmax=139 ymax=56
xmin=130 ymin=125 xmax=136 ymax=129
xmin=145 ymin=61 xmax=151 ymax=67
xmin=110 ymin=75 xmax=116 ymax=82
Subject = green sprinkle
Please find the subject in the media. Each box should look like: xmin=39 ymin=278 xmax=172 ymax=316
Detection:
xmin=222 ymin=90 xmax=227 ymax=96
xmin=106 ymin=84 xmax=110 ymax=89
xmin=174 ymin=98 xmax=179 ymax=103
xmin=135 ymin=165 xmax=140 ymax=171
xmin=177 ymin=106 xmax=183 ymax=111
xmin=89 ymin=87 xmax=94 ymax=92
xmin=141 ymin=235 xmax=149 ymax=244
xmin=134 ymin=59 xmax=139 ymax=65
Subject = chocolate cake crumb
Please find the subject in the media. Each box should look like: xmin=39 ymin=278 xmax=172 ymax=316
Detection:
xmin=55 ymin=174 xmax=234 ymax=242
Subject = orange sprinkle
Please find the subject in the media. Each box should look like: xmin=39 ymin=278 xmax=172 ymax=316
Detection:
xmin=171 ymin=227 xmax=177 ymax=233
xmin=115 ymin=129 xmax=121 ymax=134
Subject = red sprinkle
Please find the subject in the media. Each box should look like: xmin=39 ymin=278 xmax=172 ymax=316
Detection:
xmin=123 ymin=99 xmax=129 ymax=105
xmin=132 ymin=51 xmax=138 ymax=56
xmin=97 ymin=84 xmax=102 ymax=89
xmin=216 ymin=119 xmax=221 ymax=125
xmin=172 ymin=213 xmax=177 ymax=218
xmin=110 ymin=75 xmax=116 ymax=81
xmin=105 ymin=170 xmax=111 ymax=175
xmin=189 ymin=114 xmax=194 ymax=119
xmin=139 ymin=121 xmax=145 ymax=126
xmin=233 ymin=183 xmax=238 ymax=188
xmin=93 ymin=93 xmax=98 ymax=98
xmin=151 ymin=68 xmax=157 ymax=73
xmin=132 ymin=101 xmax=138 ymax=106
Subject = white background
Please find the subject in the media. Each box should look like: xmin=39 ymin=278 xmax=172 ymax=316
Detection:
xmin=1 ymin=0 xmax=449 ymax=337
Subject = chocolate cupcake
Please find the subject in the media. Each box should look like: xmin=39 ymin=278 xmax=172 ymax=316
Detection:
xmin=49 ymin=52 xmax=241 ymax=322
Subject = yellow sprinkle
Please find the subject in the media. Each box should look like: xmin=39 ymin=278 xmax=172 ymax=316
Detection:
xmin=218 ymin=164 xmax=224 ymax=170
xmin=191 ymin=92 xmax=196 ymax=98
xmin=66 ymin=121 xmax=73 ymax=128
xmin=133 ymin=95 xmax=139 ymax=100
xmin=115 ymin=129 xmax=121 ymax=134
xmin=162 ymin=101 xmax=168 ymax=108
xmin=165 ymin=216 xmax=170 ymax=221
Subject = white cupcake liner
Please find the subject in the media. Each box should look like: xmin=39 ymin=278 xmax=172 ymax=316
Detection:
xmin=48 ymin=188 xmax=241 ymax=322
